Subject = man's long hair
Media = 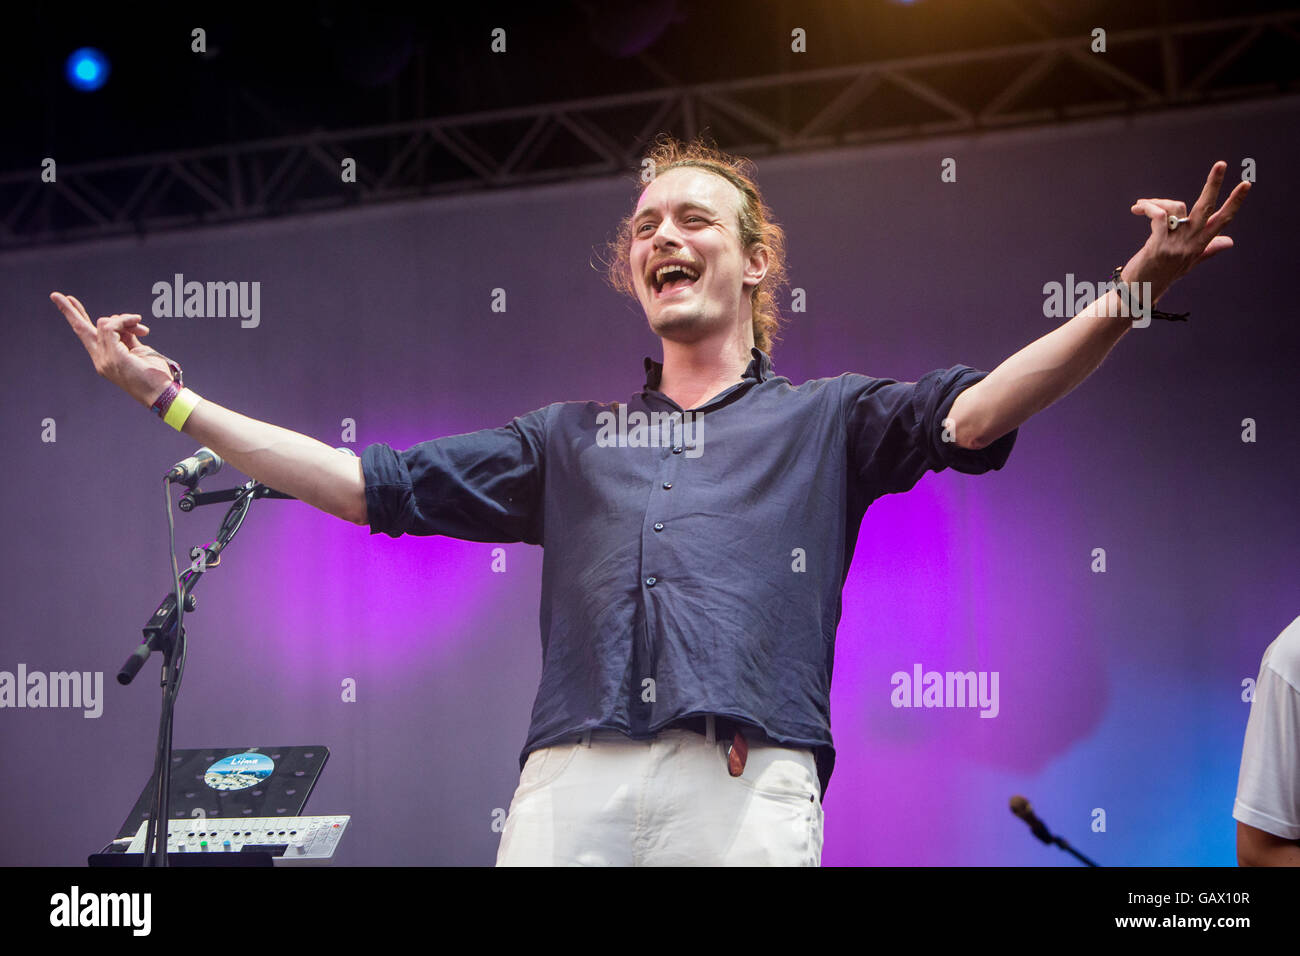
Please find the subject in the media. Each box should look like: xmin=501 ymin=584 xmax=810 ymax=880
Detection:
xmin=601 ymin=134 xmax=789 ymax=356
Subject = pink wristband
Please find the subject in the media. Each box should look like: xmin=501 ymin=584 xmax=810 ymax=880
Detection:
xmin=151 ymin=381 xmax=181 ymax=418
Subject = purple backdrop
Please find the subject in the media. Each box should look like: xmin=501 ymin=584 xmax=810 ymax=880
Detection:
xmin=2 ymin=96 xmax=1296 ymax=865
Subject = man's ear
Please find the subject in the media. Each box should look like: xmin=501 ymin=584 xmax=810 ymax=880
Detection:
xmin=743 ymin=243 xmax=770 ymax=290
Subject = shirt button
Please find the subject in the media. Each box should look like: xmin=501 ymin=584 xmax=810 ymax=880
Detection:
xmin=662 ymin=481 xmax=672 ymax=490
xmin=645 ymin=576 xmax=657 ymax=587
xmin=653 ymin=522 xmax=664 ymax=532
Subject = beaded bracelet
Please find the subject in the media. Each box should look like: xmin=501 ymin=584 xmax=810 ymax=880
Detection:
xmin=1109 ymin=266 xmax=1190 ymax=322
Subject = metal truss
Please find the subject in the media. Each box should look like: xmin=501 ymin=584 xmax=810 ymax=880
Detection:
xmin=4 ymin=9 xmax=1297 ymax=251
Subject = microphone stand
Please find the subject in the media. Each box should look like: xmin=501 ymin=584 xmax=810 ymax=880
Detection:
xmin=1010 ymin=797 xmax=1101 ymax=867
xmin=1047 ymin=834 xmax=1099 ymax=868
xmin=117 ymin=478 xmax=296 ymax=867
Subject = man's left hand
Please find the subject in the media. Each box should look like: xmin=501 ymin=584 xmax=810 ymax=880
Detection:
xmin=1123 ymin=160 xmax=1251 ymax=301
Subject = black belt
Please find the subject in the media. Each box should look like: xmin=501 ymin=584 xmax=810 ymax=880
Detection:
xmin=664 ymin=715 xmax=766 ymax=743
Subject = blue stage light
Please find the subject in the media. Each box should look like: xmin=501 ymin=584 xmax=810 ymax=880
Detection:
xmin=66 ymin=47 xmax=110 ymax=91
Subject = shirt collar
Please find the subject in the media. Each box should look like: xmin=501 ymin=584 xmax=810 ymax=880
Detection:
xmin=642 ymin=346 xmax=774 ymax=392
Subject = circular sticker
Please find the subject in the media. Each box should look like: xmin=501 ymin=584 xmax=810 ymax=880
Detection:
xmin=204 ymin=752 xmax=275 ymax=791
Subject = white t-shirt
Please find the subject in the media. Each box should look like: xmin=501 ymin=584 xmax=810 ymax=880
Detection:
xmin=1233 ymin=614 xmax=1300 ymax=840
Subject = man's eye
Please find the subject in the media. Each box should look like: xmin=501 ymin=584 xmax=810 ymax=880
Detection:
xmin=637 ymin=216 xmax=703 ymax=233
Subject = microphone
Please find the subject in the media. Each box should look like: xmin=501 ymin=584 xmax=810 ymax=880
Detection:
xmin=1009 ymin=795 xmax=1053 ymax=845
xmin=166 ymin=447 xmax=223 ymax=486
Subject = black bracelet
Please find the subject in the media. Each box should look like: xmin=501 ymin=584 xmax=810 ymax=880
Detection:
xmin=1109 ymin=266 xmax=1190 ymax=322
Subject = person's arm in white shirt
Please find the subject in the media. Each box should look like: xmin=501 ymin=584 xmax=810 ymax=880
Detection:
xmin=1233 ymin=624 xmax=1300 ymax=866
xmin=1237 ymin=821 xmax=1300 ymax=866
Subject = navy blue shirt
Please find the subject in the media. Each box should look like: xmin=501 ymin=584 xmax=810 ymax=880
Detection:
xmin=361 ymin=347 xmax=1017 ymax=797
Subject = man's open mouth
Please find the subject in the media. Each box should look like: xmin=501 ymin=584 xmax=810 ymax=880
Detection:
xmin=651 ymin=262 xmax=701 ymax=298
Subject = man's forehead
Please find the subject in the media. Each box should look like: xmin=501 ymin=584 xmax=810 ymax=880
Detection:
xmin=634 ymin=166 xmax=738 ymax=219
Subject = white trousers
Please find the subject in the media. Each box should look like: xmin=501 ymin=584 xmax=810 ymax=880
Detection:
xmin=495 ymin=719 xmax=824 ymax=866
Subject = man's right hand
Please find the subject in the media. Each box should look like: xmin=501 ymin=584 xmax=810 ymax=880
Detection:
xmin=51 ymin=290 xmax=368 ymax=526
xmin=51 ymin=291 xmax=174 ymax=409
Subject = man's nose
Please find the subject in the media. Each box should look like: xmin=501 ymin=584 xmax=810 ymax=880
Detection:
xmin=651 ymin=220 xmax=684 ymax=248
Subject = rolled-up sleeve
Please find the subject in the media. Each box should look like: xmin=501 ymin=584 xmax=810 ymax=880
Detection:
xmin=842 ymin=365 xmax=1017 ymax=498
xmin=360 ymin=404 xmax=552 ymax=543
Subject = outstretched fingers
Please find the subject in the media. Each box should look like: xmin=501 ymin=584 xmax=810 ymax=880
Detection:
xmin=51 ymin=291 xmax=96 ymax=341
xmin=1189 ymin=161 xmax=1227 ymax=223
xmin=1204 ymin=179 xmax=1251 ymax=236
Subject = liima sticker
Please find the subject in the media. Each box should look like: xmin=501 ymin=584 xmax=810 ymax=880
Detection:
xmin=204 ymin=752 xmax=274 ymax=791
